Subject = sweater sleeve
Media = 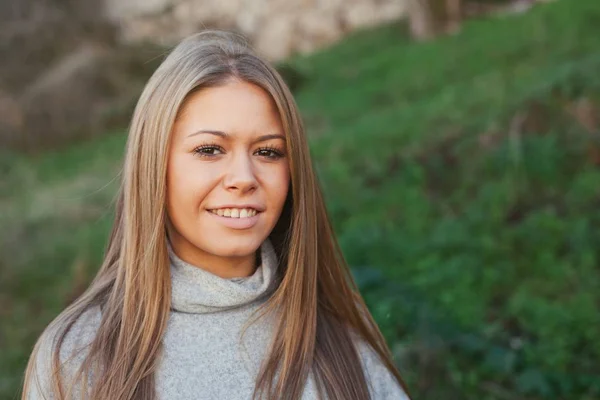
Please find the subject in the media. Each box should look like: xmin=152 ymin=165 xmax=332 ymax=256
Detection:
xmin=25 ymin=324 xmax=57 ymax=400
xmin=23 ymin=307 xmax=102 ymax=400
xmin=357 ymin=340 xmax=411 ymax=400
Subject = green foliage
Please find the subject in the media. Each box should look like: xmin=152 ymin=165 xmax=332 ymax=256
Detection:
xmin=289 ymin=0 xmax=600 ymax=398
xmin=0 ymin=133 xmax=125 ymax=398
xmin=1 ymin=0 xmax=600 ymax=398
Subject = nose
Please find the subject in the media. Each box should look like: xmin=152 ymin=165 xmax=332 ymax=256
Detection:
xmin=223 ymin=152 xmax=258 ymax=193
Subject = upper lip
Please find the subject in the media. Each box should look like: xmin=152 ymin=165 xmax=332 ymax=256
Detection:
xmin=207 ymin=204 xmax=265 ymax=212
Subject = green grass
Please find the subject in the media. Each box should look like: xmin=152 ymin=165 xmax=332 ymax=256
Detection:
xmin=2 ymin=0 xmax=599 ymax=398
xmin=0 ymin=133 xmax=125 ymax=398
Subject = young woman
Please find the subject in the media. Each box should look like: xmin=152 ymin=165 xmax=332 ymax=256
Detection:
xmin=22 ymin=30 xmax=411 ymax=400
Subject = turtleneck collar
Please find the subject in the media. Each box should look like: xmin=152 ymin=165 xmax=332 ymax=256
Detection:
xmin=169 ymin=239 xmax=279 ymax=314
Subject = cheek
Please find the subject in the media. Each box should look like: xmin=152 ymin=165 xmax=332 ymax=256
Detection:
xmin=167 ymin=158 xmax=210 ymax=214
xmin=267 ymin=165 xmax=290 ymax=207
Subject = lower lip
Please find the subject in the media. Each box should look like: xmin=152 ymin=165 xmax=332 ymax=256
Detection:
xmin=206 ymin=210 xmax=261 ymax=230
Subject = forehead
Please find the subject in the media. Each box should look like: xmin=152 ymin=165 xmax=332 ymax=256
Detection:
xmin=173 ymin=80 xmax=284 ymax=140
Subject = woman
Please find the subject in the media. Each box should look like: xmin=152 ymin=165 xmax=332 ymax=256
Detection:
xmin=22 ymin=30 xmax=411 ymax=400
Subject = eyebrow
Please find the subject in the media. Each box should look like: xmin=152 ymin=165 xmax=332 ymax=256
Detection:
xmin=187 ymin=129 xmax=286 ymax=143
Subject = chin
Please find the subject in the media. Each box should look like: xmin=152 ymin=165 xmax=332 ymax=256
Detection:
xmin=206 ymin=237 xmax=263 ymax=257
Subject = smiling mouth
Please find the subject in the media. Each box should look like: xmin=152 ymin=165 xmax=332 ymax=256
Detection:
xmin=207 ymin=208 xmax=260 ymax=218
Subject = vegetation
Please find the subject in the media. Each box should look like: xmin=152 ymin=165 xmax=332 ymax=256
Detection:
xmin=1 ymin=0 xmax=599 ymax=398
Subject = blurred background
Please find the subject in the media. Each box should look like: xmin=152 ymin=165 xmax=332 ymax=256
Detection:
xmin=1 ymin=0 xmax=599 ymax=398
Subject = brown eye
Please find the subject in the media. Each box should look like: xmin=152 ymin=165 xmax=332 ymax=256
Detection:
xmin=255 ymin=147 xmax=284 ymax=160
xmin=193 ymin=145 xmax=224 ymax=157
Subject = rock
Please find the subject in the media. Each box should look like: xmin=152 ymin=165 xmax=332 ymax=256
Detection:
xmin=255 ymin=15 xmax=296 ymax=60
xmin=21 ymin=45 xmax=107 ymax=101
xmin=107 ymin=0 xmax=409 ymax=60
xmin=0 ymin=90 xmax=23 ymax=148
xmin=344 ymin=3 xmax=381 ymax=30
xmin=1 ymin=0 xmax=410 ymax=151
xmin=104 ymin=0 xmax=175 ymax=20
xmin=17 ymin=44 xmax=110 ymax=148
xmin=298 ymin=10 xmax=343 ymax=49
xmin=13 ymin=42 xmax=163 ymax=150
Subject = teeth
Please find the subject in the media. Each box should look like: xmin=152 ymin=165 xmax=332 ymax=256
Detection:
xmin=210 ymin=208 xmax=258 ymax=218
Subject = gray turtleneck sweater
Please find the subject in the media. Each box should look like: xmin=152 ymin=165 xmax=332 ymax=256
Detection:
xmin=27 ymin=240 xmax=409 ymax=399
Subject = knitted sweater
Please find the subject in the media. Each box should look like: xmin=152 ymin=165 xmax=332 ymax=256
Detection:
xmin=27 ymin=240 xmax=409 ymax=399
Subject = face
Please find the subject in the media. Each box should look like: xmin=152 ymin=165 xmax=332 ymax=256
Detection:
xmin=166 ymin=79 xmax=290 ymax=276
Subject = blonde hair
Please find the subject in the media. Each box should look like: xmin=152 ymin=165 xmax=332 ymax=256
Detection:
xmin=22 ymin=30 xmax=409 ymax=399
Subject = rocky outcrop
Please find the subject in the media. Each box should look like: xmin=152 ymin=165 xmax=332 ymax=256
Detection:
xmin=1 ymin=0 xmax=407 ymax=150
xmin=104 ymin=0 xmax=407 ymax=60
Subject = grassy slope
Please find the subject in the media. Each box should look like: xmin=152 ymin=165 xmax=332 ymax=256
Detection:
xmin=1 ymin=1 xmax=599 ymax=398
xmin=292 ymin=1 xmax=600 ymax=398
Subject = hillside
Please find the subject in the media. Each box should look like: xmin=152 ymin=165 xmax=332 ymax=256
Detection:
xmin=1 ymin=0 xmax=599 ymax=398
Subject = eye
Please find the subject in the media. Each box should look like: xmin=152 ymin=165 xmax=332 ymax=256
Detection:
xmin=255 ymin=147 xmax=284 ymax=160
xmin=193 ymin=144 xmax=224 ymax=157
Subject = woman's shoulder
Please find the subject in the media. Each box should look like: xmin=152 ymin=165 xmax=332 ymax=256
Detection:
xmin=24 ymin=306 xmax=102 ymax=399
xmin=354 ymin=338 xmax=411 ymax=400
xmin=39 ymin=306 xmax=102 ymax=361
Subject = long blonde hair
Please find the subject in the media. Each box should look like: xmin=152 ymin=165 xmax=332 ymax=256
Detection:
xmin=22 ymin=30 xmax=409 ymax=400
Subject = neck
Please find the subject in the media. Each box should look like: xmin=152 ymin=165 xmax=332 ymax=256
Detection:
xmin=168 ymin=235 xmax=258 ymax=279
xmin=169 ymin=237 xmax=279 ymax=314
